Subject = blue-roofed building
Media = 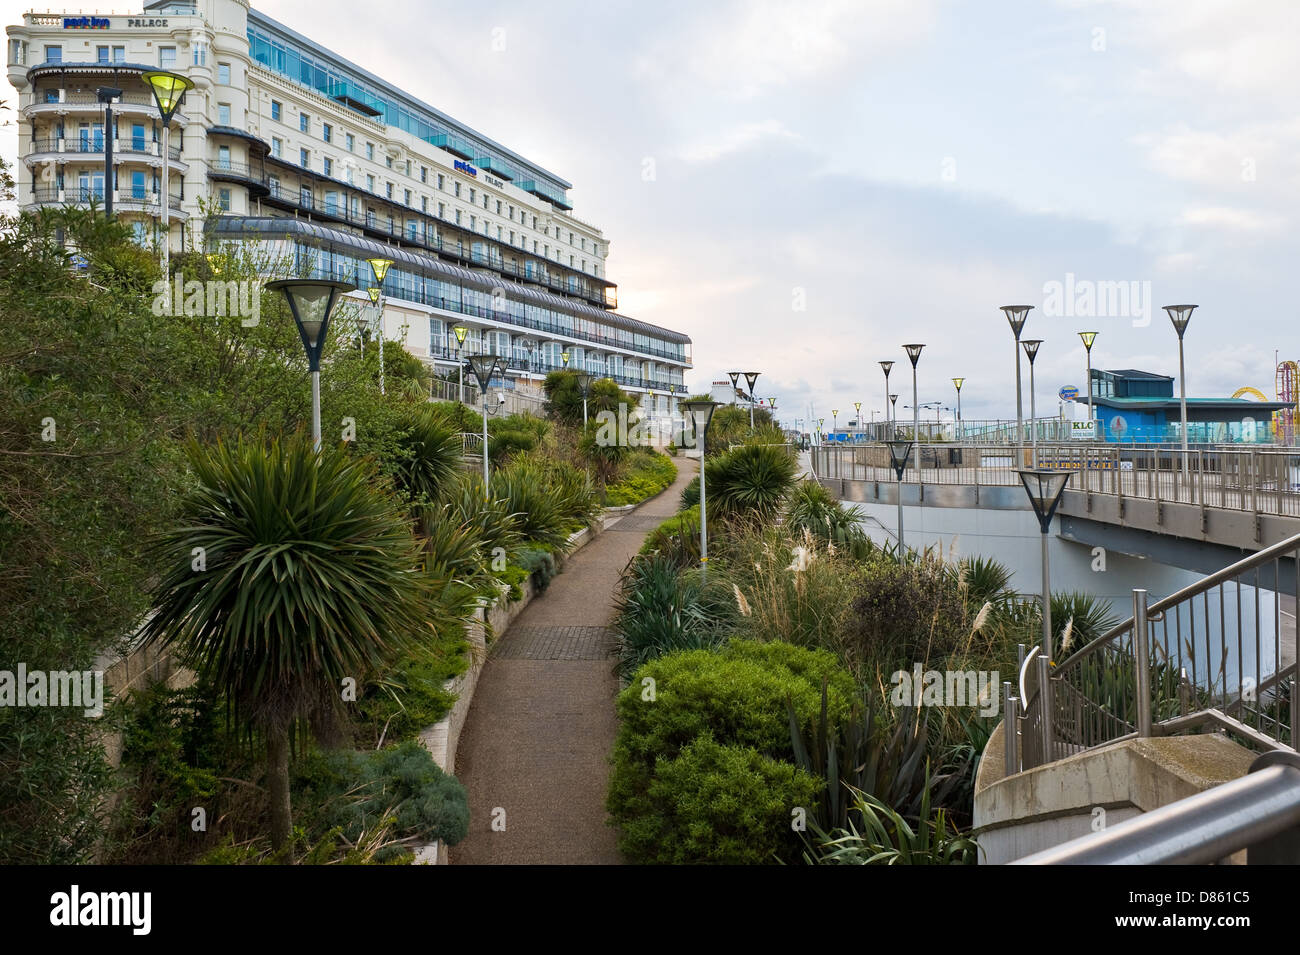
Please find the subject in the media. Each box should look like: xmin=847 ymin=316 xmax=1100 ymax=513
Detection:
xmin=1075 ymin=369 xmax=1290 ymax=444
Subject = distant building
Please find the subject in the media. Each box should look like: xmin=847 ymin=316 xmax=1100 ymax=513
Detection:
xmin=1074 ymin=369 xmax=1290 ymax=444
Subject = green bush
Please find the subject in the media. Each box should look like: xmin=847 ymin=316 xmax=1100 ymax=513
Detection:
xmin=514 ymin=544 xmax=561 ymax=594
xmin=490 ymin=458 xmax=570 ymax=548
xmin=639 ymin=504 xmax=701 ymax=569
xmin=392 ymin=405 xmax=461 ymax=508
xmin=296 ymin=740 xmax=470 ymax=863
xmin=604 ymin=450 xmax=677 ymax=507
xmin=353 ymin=624 xmax=469 ymax=746
xmin=785 ymin=480 xmax=874 ymax=559
xmin=610 ymin=554 xmax=731 ymax=682
xmin=704 ymin=443 xmax=797 ymax=520
xmin=679 ymin=475 xmax=700 ymax=510
xmin=621 ymin=736 xmax=823 ymax=865
xmin=844 ymin=554 xmax=970 ymax=673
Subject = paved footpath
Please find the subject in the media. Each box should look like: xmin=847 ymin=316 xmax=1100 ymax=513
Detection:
xmin=450 ymin=455 xmax=699 ymax=864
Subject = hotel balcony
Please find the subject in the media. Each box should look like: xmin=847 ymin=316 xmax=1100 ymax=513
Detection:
xmin=22 ymin=89 xmax=192 ymax=128
xmin=26 ymin=136 xmax=186 ymax=175
xmin=207 ymin=160 xmax=270 ymax=197
xmin=27 ymin=184 xmax=183 ymax=214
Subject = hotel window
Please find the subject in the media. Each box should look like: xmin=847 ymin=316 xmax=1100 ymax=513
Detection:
xmin=271 ymin=137 xmax=282 ymax=158
xmin=496 ymin=226 xmax=502 ymax=239
xmin=404 ymin=189 xmax=411 ymax=206
xmin=218 ymin=188 xmax=232 ymax=211
xmin=386 ymin=183 xmax=393 ymax=199
xmin=421 ymin=196 xmax=427 ymax=212
xmin=217 ymin=62 xmax=231 ymax=85
xmin=96 ymin=46 xmax=109 ymax=64
xmin=509 ymin=231 xmax=515 ymax=244
xmin=455 ymin=210 xmax=461 ymax=225
xmin=300 ymin=113 xmax=310 ymax=133
xmin=438 ymin=202 xmax=445 ymax=217
xmin=159 ymin=47 xmax=176 ymax=68
xmin=345 ymin=132 xmax=354 ymax=151
xmin=469 ymin=188 xmax=475 ymax=203
xmin=420 ymin=166 xmax=427 ymax=183
xmin=322 ymin=123 xmax=332 ymax=143
xmin=346 ymin=166 xmax=354 ymax=185
xmin=405 ymin=160 xmax=411 ymax=176
xmin=496 ymin=200 xmax=501 ymax=214
xmin=470 ymin=215 xmax=476 ymax=230
xmin=217 ymin=103 xmax=231 ymax=126
xmin=268 ymin=174 xmax=280 ymax=194
xmin=531 ymin=215 xmax=536 ymax=229
xmin=270 ymin=100 xmax=281 ymax=121
xmin=386 ymin=214 xmax=394 ymax=232
xmin=437 ymin=173 xmax=444 ymax=190
xmin=217 ymin=145 xmax=230 ymax=168
xmin=366 ymin=142 xmax=374 ymax=160
xmin=366 ymin=174 xmax=375 ymax=191
xmin=483 ymin=194 xmax=489 ymax=209
xmin=454 ymin=182 xmax=461 ymax=198
xmin=385 ymin=156 xmax=392 ymax=169
xmin=300 ymin=185 xmax=312 ymax=207
xmin=112 ymin=45 xmax=125 ymax=63
xmin=45 ymin=45 xmax=61 ymax=63
xmin=192 ymin=43 xmax=207 ymax=66
xmin=300 ymin=147 xmax=309 ymax=168
xmin=323 ymin=157 xmax=333 ymax=177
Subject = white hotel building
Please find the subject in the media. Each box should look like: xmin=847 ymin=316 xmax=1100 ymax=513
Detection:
xmin=6 ymin=0 xmax=691 ymax=420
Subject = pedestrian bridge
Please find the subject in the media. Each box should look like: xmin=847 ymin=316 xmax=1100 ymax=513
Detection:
xmin=811 ymin=442 xmax=1300 ymax=863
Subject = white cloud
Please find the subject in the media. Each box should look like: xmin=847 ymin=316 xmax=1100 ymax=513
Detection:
xmin=1177 ymin=206 xmax=1284 ymax=233
xmin=677 ymin=120 xmax=799 ymax=162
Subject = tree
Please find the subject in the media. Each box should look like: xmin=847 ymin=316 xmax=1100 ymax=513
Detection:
xmin=139 ymin=433 xmax=433 ymax=850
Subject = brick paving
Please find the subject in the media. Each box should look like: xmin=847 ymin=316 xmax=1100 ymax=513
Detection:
xmin=450 ymin=454 xmax=698 ymax=865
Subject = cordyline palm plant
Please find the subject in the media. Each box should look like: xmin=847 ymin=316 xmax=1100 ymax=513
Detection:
xmin=139 ymin=433 xmax=433 ymax=850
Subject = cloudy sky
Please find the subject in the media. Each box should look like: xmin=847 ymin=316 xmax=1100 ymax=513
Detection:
xmin=5 ymin=0 xmax=1299 ymax=427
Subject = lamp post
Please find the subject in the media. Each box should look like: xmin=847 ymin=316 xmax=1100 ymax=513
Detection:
xmin=451 ymin=324 xmax=468 ymax=401
xmin=96 ymin=86 xmax=121 ymax=218
xmin=903 ymin=344 xmax=924 ymax=480
xmin=576 ymin=371 xmax=593 ymax=427
xmin=468 ymin=354 xmax=503 ymax=496
xmin=743 ymin=372 xmax=760 ymax=429
xmin=266 ymin=279 xmax=356 ymax=452
xmin=889 ymin=394 xmax=899 ymax=436
xmin=1018 ymin=467 xmax=1071 ymax=760
xmin=831 ymin=409 xmax=839 ymax=439
xmin=727 ymin=371 xmax=741 ymax=405
xmin=1079 ymin=331 xmax=1098 ymax=438
xmin=887 ymin=439 xmax=913 ymax=564
xmin=853 ymin=401 xmax=863 ymax=441
xmin=1022 ymin=339 xmax=1042 ymax=467
xmin=561 ymin=349 xmax=570 ymax=368
xmin=142 ymin=70 xmax=193 ymax=303
xmin=880 ymin=361 xmax=894 ymax=436
xmin=683 ymin=400 xmax=720 ymax=582
xmin=952 ymin=378 xmax=964 ymax=438
xmin=365 ymin=258 xmax=393 ymax=395
xmin=1002 ymin=305 xmax=1033 ymax=449
xmin=364 ymin=286 xmax=380 ymax=350
xmin=1165 ymin=305 xmax=1196 ymax=460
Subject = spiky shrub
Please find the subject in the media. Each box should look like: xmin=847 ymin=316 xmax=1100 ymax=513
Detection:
xmin=803 ymin=783 xmax=979 ymax=865
xmin=608 ymin=641 xmax=855 ymax=863
xmin=784 ymin=480 xmax=875 ymax=560
xmin=489 ymin=458 xmax=570 ymax=549
xmin=441 ymin=472 xmax=522 ymax=560
xmin=392 ymin=405 xmax=461 ymax=509
xmin=957 ymin=555 xmax=1014 ymax=608
xmin=578 ymin=418 xmax=628 ymax=486
xmin=487 ymin=412 xmax=549 ymax=466
xmin=140 ymin=434 xmax=433 ymax=850
xmin=610 ymin=554 xmax=731 ymax=682
xmin=679 ymin=475 xmax=700 ymax=510
xmin=704 ymin=442 xmax=798 ymax=520
xmin=639 ymin=505 xmax=702 ymax=570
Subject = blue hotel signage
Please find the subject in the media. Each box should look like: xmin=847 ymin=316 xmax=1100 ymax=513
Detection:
xmin=63 ymin=16 xmax=110 ymax=29
xmin=454 ymin=159 xmax=478 ymax=178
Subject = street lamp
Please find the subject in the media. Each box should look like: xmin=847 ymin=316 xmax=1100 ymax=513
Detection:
xmin=468 ymin=353 xmax=504 ymax=496
xmin=142 ymin=70 xmax=193 ymax=302
xmin=365 ymin=258 xmax=393 ymax=395
xmin=561 ymin=349 xmax=570 ymax=368
xmin=727 ymin=371 xmax=741 ymax=405
xmin=889 ymin=394 xmax=899 ymax=435
xmin=951 ymin=374 xmax=961 ymax=433
xmin=683 ymin=399 xmax=720 ymax=581
xmin=831 ymin=409 xmax=839 ymax=437
xmin=903 ymin=344 xmax=924 ymax=479
xmin=96 ymin=86 xmax=121 ymax=218
xmin=576 ymin=371 xmax=593 ymax=426
xmin=1079 ymin=331 xmax=1098 ymax=438
xmin=1019 ymin=467 xmax=1071 ymax=761
xmin=364 ymin=286 xmax=380 ymax=350
xmin=265 ymin=279 xmax=356 ymax=452
xmin=880 ymin=361 xmax=894 ymax=435
xmin=887 ymin=439 xmax=913 ymax=564
xmin=1165 ymin=305 xmax=1196 ymax=458
xmin=1002 ymin=305 xmax=1033 ymax=448
xmin=451 ymin=324 xmax=469 ymax=401
xmin=743 ymin=372 xmax=761 ymax=429
xmin=1022 ymin=339 xmax=1042 ymax=466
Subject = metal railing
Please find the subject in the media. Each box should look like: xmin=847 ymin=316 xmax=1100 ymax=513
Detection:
xmin=812 ymin=443 xmax=1300 ymax=520
xmin=1013 ymin=751 xmax=1300 ymax=863
xmin=28 ymin=185 xmax=182 ymax=211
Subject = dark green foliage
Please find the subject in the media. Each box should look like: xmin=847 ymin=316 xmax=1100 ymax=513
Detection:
xmin=1052 ymin=590 xmax=1120 ymax=653
xmin=544 ymin=370 xmax=639 ymax=428
xmin=610 ymin=554 xmax=731 ymax=682
xmin=703 ymin=443 xmax=798 ymax=520
xmin=490 ymin=458 xmax=570 ymax=548
xmin=802 ymin=782 xmax=979 ymax=865
xmin=638 ymin=504 xmax=701 ymax=569
xmin=680 ymin=475 xmax=700 ymax=510
xmin=514 ymin=545 xmax=560 ymax=594
xmin=604 ymin=449 xmax=676 ymax=506
xmin=487 ymin=412 xmax=548 ymax=465
xmin=296 ymin=740 xmax=469 ymax=862
xmin=958 ymin=555 xmax=1015 ymax=608
xmin=608 ymin=641 xmax=853 ymax=864
xmin=624 ymin=736 xmax=823 ymax=865
xmin=844 ymin=554 xmax=969 ymax=672
xmin=353 ymin=626 xmax=468 ymax=747
xmin=393 ymin=405 xmax=461 ymax=507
